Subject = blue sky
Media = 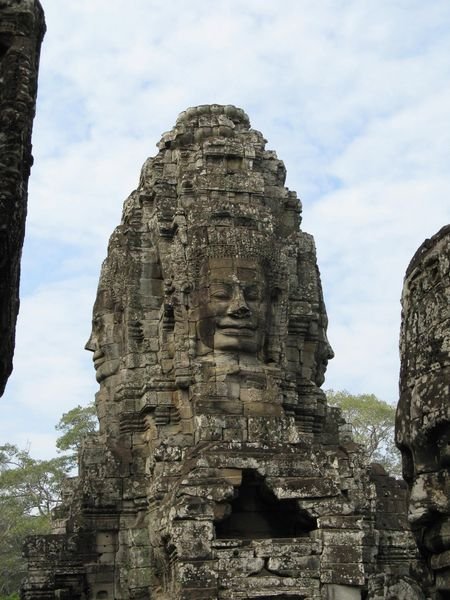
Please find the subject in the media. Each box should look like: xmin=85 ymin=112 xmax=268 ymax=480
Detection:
xmin=1 ymin=0 xmax=449 ymax=458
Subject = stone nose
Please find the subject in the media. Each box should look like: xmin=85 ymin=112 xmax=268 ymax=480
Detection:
xmin=84 ymin=333 xmax=95 ymax=352
xmin=407 ymin=473 xmax=448 ymax=528
xmin=408 ymin=475 xmax=431 ymax=526
xmin=326 ymin=341 xmax=335 ymax=360
xmin=227 ymin=288 xmax=251 ymax=318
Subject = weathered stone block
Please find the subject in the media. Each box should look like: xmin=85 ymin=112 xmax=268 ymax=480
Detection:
xmin=177 ymin=559 xmax=218 ymax=588
xmin=268 ymin=476 xmax=340 ymax=500
xmin=126 ymin=566 xmax=152 ymax=588
xmin=321 ymin=563 xmax=365 ymax=586
xmin=326 ymin=584 xmax=361 ymax=600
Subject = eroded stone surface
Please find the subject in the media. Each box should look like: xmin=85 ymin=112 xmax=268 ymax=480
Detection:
xmin=396 ymin=225 xmax=450 ymax=597
xmin=0 ymin=0 xmax=45 ymax=395
xmin=23 ymin=105 xmax=425 ymax=599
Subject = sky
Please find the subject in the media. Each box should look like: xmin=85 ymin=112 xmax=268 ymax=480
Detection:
xmin=1 ymin=0 xmax=449 ymax=459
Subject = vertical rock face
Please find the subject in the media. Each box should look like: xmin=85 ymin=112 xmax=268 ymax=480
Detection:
xmin=0 ymin=0 xmax=45 ymax=396
xmin=24 ymin=105 xmax=423 ymax=599
xmin=396 ymin=225 xmax=450 ymax=597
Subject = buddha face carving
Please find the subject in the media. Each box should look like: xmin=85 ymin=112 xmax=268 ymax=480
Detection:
xmin=85 ymin=289 xmax=122 ymax=383
xmin=397 ymin=373 xmax=450 ymax=596
xmin=396 ymin=227 xmax=450 ymax=595
xmin=195 ymin=257 xmax=268 ymax=354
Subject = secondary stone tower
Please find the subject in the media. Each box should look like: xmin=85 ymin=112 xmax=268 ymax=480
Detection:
xmin=396 ymin=225 xmax=450 ymax=598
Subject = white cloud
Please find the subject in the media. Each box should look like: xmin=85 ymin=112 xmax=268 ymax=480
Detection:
xmin=2 ymin=0 xmax=449 ymax=456
xmin=2 ymin=278 xmax=99 ymax=450
xmin=16 ymin=433 xmax=62 ymax=462
xmin=325 ymin=304 xmax=401 ymax=402
xmin=309 ymin=179 xmax=450 ymax=402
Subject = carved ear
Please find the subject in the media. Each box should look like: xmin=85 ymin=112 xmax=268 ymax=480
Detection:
xmin=172 ymin=303 xmax=187 ymax=323
xmin=180 ymin=281 xmax=192 ymax=308
xmin=271 ymin=285 xmax=282 ymax=302
xmin=264 ymin=286 xmax=284 ymax=364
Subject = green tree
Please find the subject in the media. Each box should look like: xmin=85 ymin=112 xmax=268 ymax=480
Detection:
xmin=55 ymin=401 xmax=97 ymax=465
xmin=0 ymin=494 xmax=48 ymax=599
xmin=326 ymin=389 xmax=401 ymax=477
xmin=0 ymin=402 xmax=97 ymax=597
xmin=0 ymin=444 xmax=70 ymax=597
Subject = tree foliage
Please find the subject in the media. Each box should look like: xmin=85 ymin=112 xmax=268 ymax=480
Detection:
xmin=55 ymin=401 xmax=97 ymax=462
xmin=326 ymin=389 xmax=401 ymax=477
xmin=0 ymin=444 xmax=69 ymax=596
xmin=0 ymin=444 xmax=71 ymax=515
xmin=0 ymin=494 xmax=48 ymax=598
xmin=0 ymin=402 xmax=97 ymax=598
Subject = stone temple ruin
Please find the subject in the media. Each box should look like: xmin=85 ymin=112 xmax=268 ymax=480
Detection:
xmin=22 ymin=105 xmax=430 ymax=599
xmin=396 ymin=225 xmax=450 ymax=599
xmin=0 ymin=0 xmax=45 ymax=396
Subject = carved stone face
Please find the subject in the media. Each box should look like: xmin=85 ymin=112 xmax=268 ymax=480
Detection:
xmin=195 ymin=257 xmax=268 ymax=354
xmin=85 ymin=289 xmax=122 ymax=383
xmin=396 ymin=228 xmax=450 ymax=594
xmin=397 ymin=372 xmax=450 ymax=595
xmin=397 ymin=376 xmax=450 ymax=598
xmin=315 ymin=319 xmax=334 ymax=387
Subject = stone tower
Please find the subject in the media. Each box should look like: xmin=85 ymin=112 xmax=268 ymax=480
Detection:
xmin=396 ymin=225 xmax=450 ymax=598
xmin=0 ymin=0 xmax=45 ymax=395
xmin=24 ymin=105 xmax=423 ymax=599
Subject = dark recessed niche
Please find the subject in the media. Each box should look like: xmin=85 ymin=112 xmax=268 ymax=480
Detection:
xmin=215 ymin=469 xmax=317 ymax=540
xmin=0 ymin=36 xmax=10 ymax=61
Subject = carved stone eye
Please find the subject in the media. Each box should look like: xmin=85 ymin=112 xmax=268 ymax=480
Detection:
xmin=211 ymin=290 xmax=232 ymax=300
xmin=437 ymin=430 xmax=450 ymax=468
xmin=244 ymin=287 xmax=260 ymax=301
xmin=210 ymin=284 xmax=232 ymax=300
xmin=422 ymin=423 xmax=450 ymax=471
xmin=440 ymin=447 xmax=450 ymax=468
